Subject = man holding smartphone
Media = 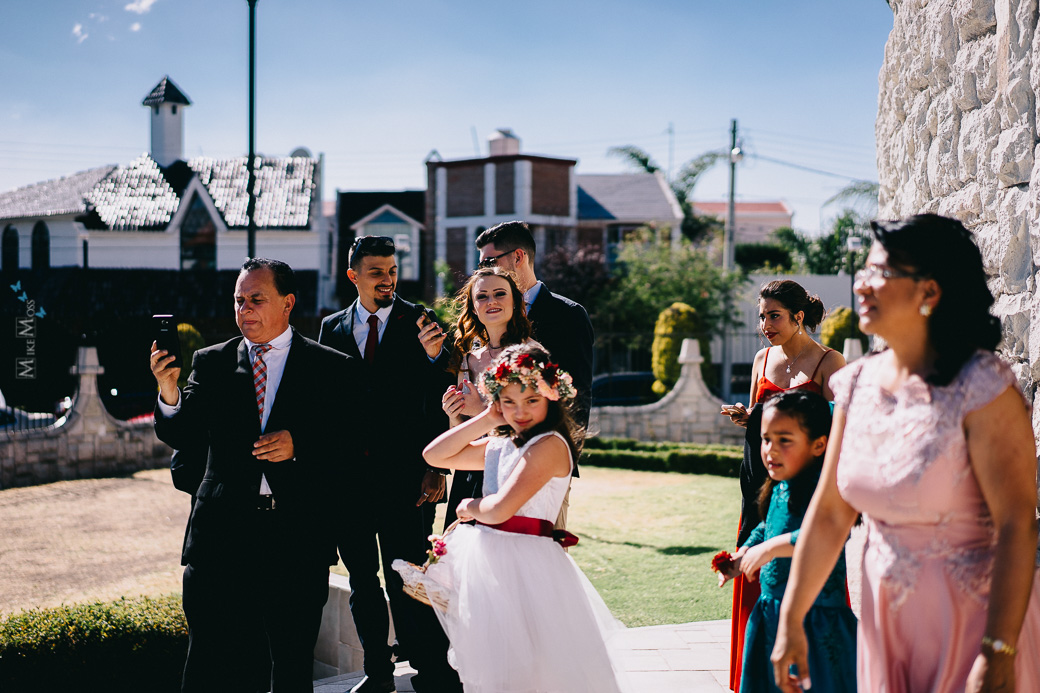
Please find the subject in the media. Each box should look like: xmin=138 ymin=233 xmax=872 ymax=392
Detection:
xmin=318 ymin=236 xmax=460 ymax=693
xmin=150 ymin=258 xmax=357 ymax=693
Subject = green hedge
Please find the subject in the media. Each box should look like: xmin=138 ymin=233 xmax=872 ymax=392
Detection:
xmin=0 ymin=595 xmax=187 ymax=693
xmin=581 ymin=437 xmax=742 ymax=476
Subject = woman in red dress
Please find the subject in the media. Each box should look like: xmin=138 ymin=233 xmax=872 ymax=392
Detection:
xmin=720 ymin=280 xmax=846 ymax=690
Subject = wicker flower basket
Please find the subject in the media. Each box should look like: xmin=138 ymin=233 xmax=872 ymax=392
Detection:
xmin=397 ymin=520 xmax=461 ymax=613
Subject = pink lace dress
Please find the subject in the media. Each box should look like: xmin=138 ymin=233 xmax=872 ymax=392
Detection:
xmin=832 ymin=351 xmax=1040 ymax=692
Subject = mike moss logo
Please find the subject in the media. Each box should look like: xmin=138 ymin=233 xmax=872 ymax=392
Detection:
xmin=12 ymin=281 xmax=46 ymax=380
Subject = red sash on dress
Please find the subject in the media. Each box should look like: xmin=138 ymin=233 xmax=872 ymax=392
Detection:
xmin=477 ymin=516 xmax=579 ymax=548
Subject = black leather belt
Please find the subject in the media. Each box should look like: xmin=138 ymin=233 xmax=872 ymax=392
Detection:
xmin=257 ymin=494 xmax=276 ymax=511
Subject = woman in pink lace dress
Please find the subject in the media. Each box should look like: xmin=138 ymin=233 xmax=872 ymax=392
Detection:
xmin=772 ymin=214 xmax=1040 ymax=693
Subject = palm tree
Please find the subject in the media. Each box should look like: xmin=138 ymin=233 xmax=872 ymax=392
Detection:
xmin=608 ymin=145 xmax=726 ymax=241
xmin=824 ymin=180 xmax=879 ymax=217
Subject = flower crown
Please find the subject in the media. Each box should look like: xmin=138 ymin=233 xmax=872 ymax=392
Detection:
xmin=477 ymin=350 xmax=576 ymax=402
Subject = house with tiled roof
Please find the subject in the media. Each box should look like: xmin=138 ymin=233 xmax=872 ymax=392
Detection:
xmin=0 ymin=76 xmax=335 ymax=310
xmin=692 ymin=200 xmax=793 ymax=245
xmin=424 ymin=129 xmax=683 ymax=293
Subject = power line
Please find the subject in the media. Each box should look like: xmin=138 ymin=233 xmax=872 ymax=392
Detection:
xmin=746 ymin=153 xmax=875 ymax=182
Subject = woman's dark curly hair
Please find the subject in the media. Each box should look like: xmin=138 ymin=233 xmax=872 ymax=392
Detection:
xmin=759 ymin=280 xmax=827 ymax=331
xmin=870 ymin=214 xmax=1001 ymax=386
xmin=756 ymin=389 xmax=832 ymax=521
xmin=448 ymin=266 xmax=532 ymax=374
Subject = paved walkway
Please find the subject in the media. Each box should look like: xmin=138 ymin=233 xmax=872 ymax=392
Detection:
xmin=312 ymin=619 xmax=731 ymax=692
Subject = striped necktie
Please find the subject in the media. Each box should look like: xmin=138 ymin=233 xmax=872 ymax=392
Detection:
xmin=252 ymin=343 xmax=274 ymax=422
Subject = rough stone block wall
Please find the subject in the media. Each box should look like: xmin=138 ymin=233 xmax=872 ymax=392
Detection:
xmin=877 ymin=0 xmax=1040 ymax=437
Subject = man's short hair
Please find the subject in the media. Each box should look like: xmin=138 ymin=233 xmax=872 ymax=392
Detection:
xmin=348 ymin=235 xmax=396 ymax=270
xmin=475 ymin=221 xmax=536 ymax=264
xmin=240 ymin=258 xmax=297 ymax=298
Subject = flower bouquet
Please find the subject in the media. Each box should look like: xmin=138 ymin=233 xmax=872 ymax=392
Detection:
xmin=711 ymin=550 xmax=735 ymax=574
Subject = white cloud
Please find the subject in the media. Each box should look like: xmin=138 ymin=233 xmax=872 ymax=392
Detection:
xmin=124 ymin=0 xmax=158 ymax=14
xmin=130 ymin=22 xmax=141 ymax=31
xmin=89 ymin=13 xmax=109 ymax=22
xmin=72 ymin=23 xmax=88 ymax=43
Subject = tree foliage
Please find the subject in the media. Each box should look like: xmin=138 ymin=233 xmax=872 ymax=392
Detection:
xmin=771 ymin=210 xmax=870 ymax=275
xmin=599 ymin=230 xmax=743 ymax=345
xmin=735 ymin=243 xmax=793 ymax=273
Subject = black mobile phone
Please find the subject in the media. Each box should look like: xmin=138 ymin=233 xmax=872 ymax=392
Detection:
xmin=153 ymin=314 xmax=183 ymax=369
xmin=414 ymin=303 xmax=438 ymax=327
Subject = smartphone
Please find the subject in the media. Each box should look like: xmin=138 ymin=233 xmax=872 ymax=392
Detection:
xmin=153 ymin=314 xmax=183 ymax=369
xmin=414 ymin=303 xmax=439 ymax=327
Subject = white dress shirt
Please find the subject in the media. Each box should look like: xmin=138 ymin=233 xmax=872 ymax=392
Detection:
xmin=352 ymin=300 xmax=394 ymax=358
xmin=523 ymin=281 xmax=544 ymax=315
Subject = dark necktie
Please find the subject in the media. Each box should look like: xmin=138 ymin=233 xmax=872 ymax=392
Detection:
xmin=252 ymin=343 xmax=274 ymax=423
xmin=365 ymin=315 xmax=380 ymax=364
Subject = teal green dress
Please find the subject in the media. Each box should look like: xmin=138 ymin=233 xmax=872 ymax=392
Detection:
xmin=739 ymin=470 xmax=857 ymax=693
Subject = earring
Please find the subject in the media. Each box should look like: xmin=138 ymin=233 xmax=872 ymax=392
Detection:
xmin=797 ymin=324 xmax=803 ymax=335
xmin=920 ymin=304 xmax=932 ymax=317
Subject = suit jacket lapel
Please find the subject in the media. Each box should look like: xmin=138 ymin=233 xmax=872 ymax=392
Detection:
xmin=265 ymin=333 xmax=300 ymax=434
xmin=340 ymin=301 xmax=363 ymax=360
xmin=235 ymin=339 xmax=263 ymax=436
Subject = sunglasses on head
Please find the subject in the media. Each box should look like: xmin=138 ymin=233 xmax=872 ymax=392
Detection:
xmin=351 ymin=236 xmax=395 ymax=252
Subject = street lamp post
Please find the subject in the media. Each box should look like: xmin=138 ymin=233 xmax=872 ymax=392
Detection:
xmin=246 ymin=0 xmax=258 ymax=260
xmin=721 ymin=119 xmax=743 ymax=402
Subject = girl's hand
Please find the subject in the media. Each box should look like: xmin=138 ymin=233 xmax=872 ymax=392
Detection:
xmin=484 ymin=400 xmax=507 ymax=428
xmin=771 ymin=618 xmax=811 ymax=693
xmin=720 ymin=403 xmax=749 ymax=428
xmin=738 ymin=543 xmax=772 ymax=580
xmin=717 ymin=547 xmax=747 ymax=587
xmin=456 ymin=498 xmax=476 ymax=522
xmin=966 ymin=652 xmax=1015 ymax=692
xmin=458 ymin=379 xmax=484 ymax=417
xmin=442 ymin=385 xmax=466 ymax=420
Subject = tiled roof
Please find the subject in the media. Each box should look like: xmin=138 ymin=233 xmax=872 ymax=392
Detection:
xmin=188 ymin=156 xmax=316 ymax=229
xmin=142 ymin=76 xmax=192 ymax=107
xmin=576 ymin=172 xmax=682 ymax=222
xmin=0 ymin=165 xmax=117 ymax=220
xmin=693 ymin=201 xmax=792 ymax=216
xmin=85 ymin=154 xmax=180 ymax=230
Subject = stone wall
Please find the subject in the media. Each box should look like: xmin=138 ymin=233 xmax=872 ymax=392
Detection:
xmin=0 ymin=347 xmax=169 ymax=489
xmin=591 ymin=339 xmax=744 ymax=446
xmin=877 ymin=0 xmax=1040 ymax=433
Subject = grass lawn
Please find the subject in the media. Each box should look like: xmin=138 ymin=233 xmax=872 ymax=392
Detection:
xmin=568 ymin=466 xmax=740 ymax=627
xmin=332 ymin=466 xmax=742 ymax=628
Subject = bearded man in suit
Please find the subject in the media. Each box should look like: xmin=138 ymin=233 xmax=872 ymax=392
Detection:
xmin=318 ymin=236 xmax=460 ymax=693
xmin=151 ymin=258 xmax=357 ymax=693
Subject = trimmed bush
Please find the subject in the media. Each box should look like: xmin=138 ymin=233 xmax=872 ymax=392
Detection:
xmin=177 ymin=322 xmax=206 ymax=389
xmin=735 ymin=242 xmax=792 ymax=272
xmin=581 ymin=437 xmax=741 ymax=477
xmin=650 ymin=302 xmax=713 ymax=396
xmin=819 ymin=305 xmax=867 ymax=353
xmin=0 ymin=595 xmax=187 ymax=693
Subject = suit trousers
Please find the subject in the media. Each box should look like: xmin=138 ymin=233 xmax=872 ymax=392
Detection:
xmin=339 ymin=495 xmax=458 ymax=689
xmin=180 ymin=512 xmax=330 ymax=693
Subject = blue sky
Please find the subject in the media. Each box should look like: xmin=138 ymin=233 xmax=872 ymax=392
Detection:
xmin=0 ymin=1 xmax=894 ymax=233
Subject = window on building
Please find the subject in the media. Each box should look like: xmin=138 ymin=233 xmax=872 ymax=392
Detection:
xmin=31 ymin=222 xmax=49 ymax=271
xmin=360 ymin=212 xmax=419 ymax=280
xmin=2 ymin=226 xmax=18 ymax=272
xmin=180 ymin=193 xmax=217 ymax=271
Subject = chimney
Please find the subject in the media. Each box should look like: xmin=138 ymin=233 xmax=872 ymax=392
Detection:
xmin=142 ymin=76 xmax=191 ymax=167
xmin=488 ymin=128 xmax=520 ymax=157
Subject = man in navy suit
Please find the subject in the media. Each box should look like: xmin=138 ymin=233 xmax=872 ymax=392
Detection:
xmin=464 ymin=220 xmax=595 ymax=530
xmin=151 ymin=258 xmax=356 ymax=693
xmin=318 ymin=237 xmax=460 ymax=693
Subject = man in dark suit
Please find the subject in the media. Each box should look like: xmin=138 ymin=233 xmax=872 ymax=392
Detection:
xmin=474 ymin=220 xmax=595 ymax=526
xmin=318 ymin=236 xmax=460 ymax=693
xmin=151 ymin=258 xmax=357 ymax=693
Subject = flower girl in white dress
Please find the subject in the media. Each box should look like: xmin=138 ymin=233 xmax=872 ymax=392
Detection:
xmin=395 ymin=345 xmax=627 ymax=693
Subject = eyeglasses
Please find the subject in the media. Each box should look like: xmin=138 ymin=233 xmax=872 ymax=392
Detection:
xmin=478 ymin=249 xmax=516 ymax=269
xmin=854 ymin=264 xmax=923 ymax=287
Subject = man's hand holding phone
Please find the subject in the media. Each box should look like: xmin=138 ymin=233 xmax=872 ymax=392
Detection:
xmin=416 ymin=305 xmax=446 ymax=359
xmin=150 ymin=340 xmax=181 ymax=406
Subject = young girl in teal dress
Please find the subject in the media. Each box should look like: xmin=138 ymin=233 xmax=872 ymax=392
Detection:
xmin=718 ymin=390 xmax=857 ymax=693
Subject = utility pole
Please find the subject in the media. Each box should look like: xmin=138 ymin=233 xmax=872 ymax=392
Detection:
xmin=721 ymin=119 xmax=742 ymax=402
xmin=246 ymin=0 xmax=258 ymax=260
